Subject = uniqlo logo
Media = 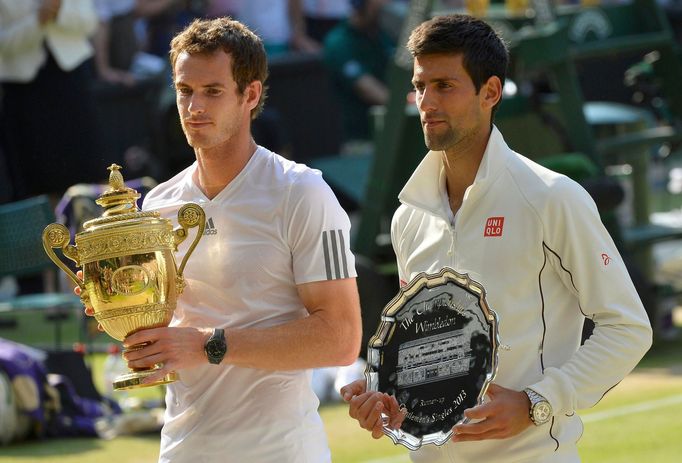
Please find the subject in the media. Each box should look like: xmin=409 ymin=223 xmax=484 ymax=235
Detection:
xmin=484 ymin=217 xmax=505 ymax=237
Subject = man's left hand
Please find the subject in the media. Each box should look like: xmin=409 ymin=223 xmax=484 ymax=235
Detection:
xmin=123 ymin=327 xmax=212 ymax=384
xmin=451 ymin=383 xmax=533 ymax=442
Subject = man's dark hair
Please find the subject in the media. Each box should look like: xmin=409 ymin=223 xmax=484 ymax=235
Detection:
xmin=407 ymin=14 xmax=508 ymax=114
xmin=170 ymin=17 xmax=268 ymax=119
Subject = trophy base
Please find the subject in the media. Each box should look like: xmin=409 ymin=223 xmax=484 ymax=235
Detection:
xmin=113 ymin=369 xmax=178 ymax=391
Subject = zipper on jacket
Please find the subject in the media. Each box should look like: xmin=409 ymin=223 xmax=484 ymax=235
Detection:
xmin=447 ymin=224 xmax=456 ymax=268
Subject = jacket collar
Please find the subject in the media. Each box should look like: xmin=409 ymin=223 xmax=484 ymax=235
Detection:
xmin=398 ymin=125 xmax=510 ymax=217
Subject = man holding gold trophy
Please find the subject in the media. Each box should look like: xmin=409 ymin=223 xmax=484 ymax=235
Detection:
xmin=72 ymin=17 xmax=361 ymax=463
xmin=342 ymin=14 xmax=652 ymax=463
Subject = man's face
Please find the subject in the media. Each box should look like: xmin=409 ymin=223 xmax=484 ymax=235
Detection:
xmin=174 ymin=50 xmax=253 ymax=151
xmin=412 ymin=53 xmax=489 ymax=152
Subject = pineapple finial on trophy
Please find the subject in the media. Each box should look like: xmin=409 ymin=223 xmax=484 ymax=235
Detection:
xmin=107 ymin=163 xmax=125 ymax=191
xmin=97 ymin=164 xmax=141 ymax=217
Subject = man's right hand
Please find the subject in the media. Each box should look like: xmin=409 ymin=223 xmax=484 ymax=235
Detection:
xmin=340 ymin=379 xmax=406 ymax=439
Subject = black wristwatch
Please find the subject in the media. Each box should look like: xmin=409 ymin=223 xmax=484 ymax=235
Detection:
xmin=204 ymin=328 xmax=227 ymax=365
xmin=524 ymin=388 xmax=552 ymax=426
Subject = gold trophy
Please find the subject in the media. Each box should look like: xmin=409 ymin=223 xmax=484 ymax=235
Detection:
xmin=42 ymin=164 xmax=205 ymax=390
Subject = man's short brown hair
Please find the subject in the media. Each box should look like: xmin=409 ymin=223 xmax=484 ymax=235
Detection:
xmin=170 ymin=17 xmax=268 ymax=119
xmin=407 ymin=15 xmax=508 ymax=117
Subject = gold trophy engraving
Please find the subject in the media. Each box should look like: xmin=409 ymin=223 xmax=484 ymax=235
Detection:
xmin=42 ymin=164 xmax=205 ymax=390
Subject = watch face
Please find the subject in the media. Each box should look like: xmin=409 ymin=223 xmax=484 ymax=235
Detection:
xmin=533 ymin=402 xmax=552 ymax=424
xmin=207 ymin=339 xmax=226 ymax=358
xmin=205 ymin=329 xmax=227 ymax=364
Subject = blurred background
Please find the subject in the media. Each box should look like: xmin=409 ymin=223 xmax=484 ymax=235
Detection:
xmin=1 ymin=0 xmax=682 ymax=461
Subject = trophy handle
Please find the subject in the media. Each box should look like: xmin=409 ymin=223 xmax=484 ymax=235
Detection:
xmin=42 ymin=223 xmax=85 ymax=292
xmin=173 ymin=203 xmax=206 ymax=277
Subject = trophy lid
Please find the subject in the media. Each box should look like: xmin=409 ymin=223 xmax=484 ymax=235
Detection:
xmin=82 ymin=164 xmax=160 ymax=230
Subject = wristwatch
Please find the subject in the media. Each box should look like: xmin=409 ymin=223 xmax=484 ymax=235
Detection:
xmin=204 ymin=328 xmax=227 ymax=365
xmin=524 ymin=388 xmax=552 ymax=426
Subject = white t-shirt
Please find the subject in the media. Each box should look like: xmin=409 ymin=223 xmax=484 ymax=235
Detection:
xmin=142 ymin=146 xmax=356 ymax=463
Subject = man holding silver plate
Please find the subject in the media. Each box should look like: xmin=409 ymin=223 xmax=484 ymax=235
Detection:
xmin=342 ymin=14 xmax=652 ymax=463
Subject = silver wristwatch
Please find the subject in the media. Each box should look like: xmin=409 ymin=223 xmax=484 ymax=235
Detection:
xmin=524 ymin=388 xmax=552 ymax=426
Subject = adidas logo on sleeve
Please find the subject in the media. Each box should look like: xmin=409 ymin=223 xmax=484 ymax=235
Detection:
xmin=203 ymin=217 xmax=218 ymax=235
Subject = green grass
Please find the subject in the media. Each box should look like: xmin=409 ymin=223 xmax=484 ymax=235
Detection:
xmin=581 ymin=406 xmax=682 ymax=463
xmin=577 ymin=362 xmax=682 ymax=463
xmin=1 ymin=369 xmax=680 ymax=463
xmin=1 ymin=335 xmax=681 ymax=462
xmin=321 ymin=404 xmax=409 ymax=463
xmin=1 ymin=352 xmax=681 ymax=462
xmin=0 ymin=435 xmax=160 ymax=462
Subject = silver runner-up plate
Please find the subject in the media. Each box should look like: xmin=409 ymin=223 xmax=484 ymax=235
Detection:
xmin=365 ymin=267 xmax=499 ymax=450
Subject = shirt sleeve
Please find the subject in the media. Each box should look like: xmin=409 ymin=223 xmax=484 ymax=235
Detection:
xmin=286 ymin=169 xmax=357 ymax=285
xmin=53 ymin=0 xmax=98 ymax=36
xmin=528 ymin=178 xmax=653 ymax=415
xmin=0 ymin=6 xmax=43 ymax=56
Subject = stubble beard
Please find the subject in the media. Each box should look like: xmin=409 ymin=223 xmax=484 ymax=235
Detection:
xmin=182 ymin=121 xmax=237 ymax=152
xmin=181 ymin=121 xmax=203 ymax=149
xmin=423 ymin=125 xmax=459 ymax=152
xmin=183 ymin=131 xmax=198 ymax=148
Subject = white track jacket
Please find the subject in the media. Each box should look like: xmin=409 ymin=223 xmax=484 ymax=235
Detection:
xmin=391 ymin=127 xmax=652 ymax=462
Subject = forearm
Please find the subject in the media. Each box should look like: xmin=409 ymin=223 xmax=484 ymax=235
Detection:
xmin=288 ymin=0 xmax=305 ymax=30
xmin=92 ymin=19 xmax=135 ymax=84
xmin=530 ymin=315 xmax=651 ymax=415
xmin=92 ymin=21 xmax=111 ymax=76
xmin=226 ymin=307 xmax=360 ymax=370
xmin=354 ymin=75 xmax=389 ymax=106
xmin=123 ymin=279 xmax=362 ymax=376
xmin=288 ymin=0 xmax=309 ymax=44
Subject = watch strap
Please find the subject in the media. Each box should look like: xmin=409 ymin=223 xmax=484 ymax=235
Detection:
xmin=524 ymin=388 xmax=552 ymax=425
